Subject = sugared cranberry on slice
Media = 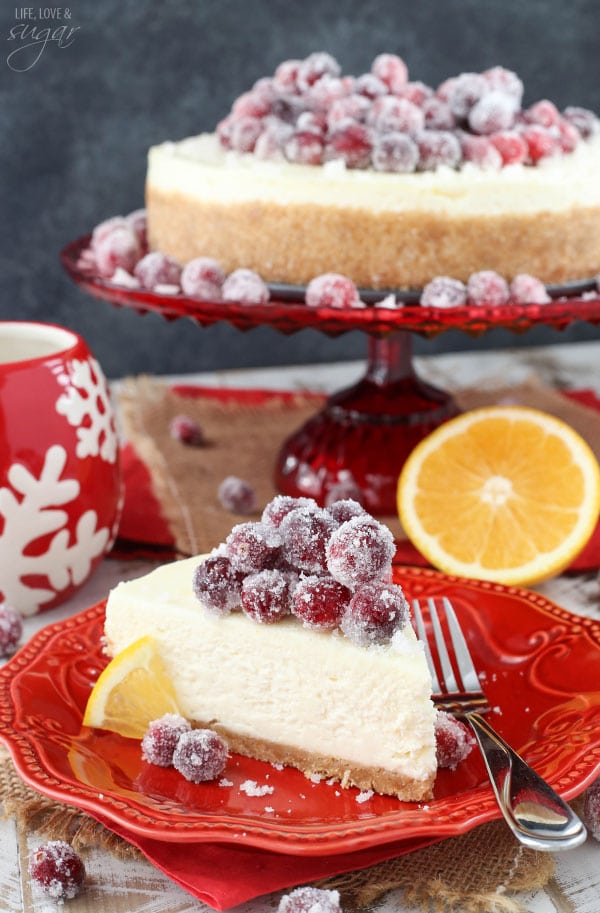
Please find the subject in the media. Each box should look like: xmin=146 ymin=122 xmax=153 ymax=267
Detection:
xmin=142 ymin=714 xmax=191 ymax=767
xmin=173 ymin=729 xmax=228 ymax=783
xmin=416 ymin=130 xmax=462 ymax=170
xmin=521 ymin=125 xmax=560 ymax=163
xmin=556 ymin=118 xmax=580 ymax=153
xmin=509 ymin=274 xmax=551 ymax=305
xmin=0 ymin=602 xmax=22 ymax=657
xmin=218 ymin=476 xmax=257 ymax=514
xmin=489 ymin=130 xmax=528 ymax=165
xmin=397 ymin=80 xmax=434 ymax=106
xmin=241 ymin=569 xmax=294 ymax=623
xmin=468 ymin=91 xmax=517 ymax=135
xmin=273 ymin=59 xmax=302 ymax=93
xmin=327 ymin=498 xmax=366 ymax=525
xmin=226 ymin=521 xmax=282 ymax=573
xmin=372 ymin=131 xmax=419 ymax=173
xmin=371 ymin=53 xmax=409 ymax=93
xmin=94 ymin=224 xmax=141 ymax=278
xmin=192 ymin=555 xmax=245 ymax=615
xmin=305 ymin=273 xmax=361 ymax=309
xmin=296 ymin=110 xmax=327 ymax=135
xmin=134 ymin=251 xmax=181 ymax=290
xmin=525 ymin=99 xmax=561 ymax=128
xmin=326 ymin=94 xmax=371 ymax=129
xmin=280 ymin=505 xmax=337 ymax=574
xmin=370 ymin=96 xmax=424 ymax=134
xmin=170 ymin=414 xmax=205 ymax=446
xmin=447 ymin=72 xmax=488 ymax=119
xmin=467 ymin=270 xmax=510 ymax=306
xmin=482 ymin=66 xmax=524 ymax=105
xmin=421 ymin=97 xmax=456 ymax=130
xmin=232 ymin=90 xmax=272 ymax=119
xmin=222 ymin=269 xmax=270 ymax=306
xmin=296 ymin=52 xmax=341 ymax=92
xmin=284 ymin=130 xmax=325 ymax=165
xmin=261 ymin=495 xmax=317 ymax=529
xmin=181 ymin=257 xmax=226 ymax=299
xmin=308 ymin=75 xmax=349 ymax=112
xmin=435 ymin=710 xmax=475 ymax=769
xmin=460 ymin=135 xmax=502 ymax=170
xmin=292 ymin=575 xmax=351 ymax=630
xmin=583 ymin=777 xmax=600 ymax=841
xmin=278 ymin=886 xmax=342 ymax=913
xmin=420 ymin=276 xmax=467 ymax=309
xmin=562 ymin=105 xmax=600 ymax=139
xmin=354 ymin=72 xmax=388 ymax=99
xmin=29 ymin=841 xmax=86 ymax=901
xmin=341 ymin=581 xmax=409 ymax=646
xmin=325 ymin=122 xmax=373 ymax=169
xmin=326 ymin=515 xmax=395 ymax=589
xmin=229 ymin=116 xmax=264 ymax=153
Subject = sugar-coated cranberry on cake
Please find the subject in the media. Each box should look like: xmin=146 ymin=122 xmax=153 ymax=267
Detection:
xmin=146 ymin=52 xmax=600 ymax=288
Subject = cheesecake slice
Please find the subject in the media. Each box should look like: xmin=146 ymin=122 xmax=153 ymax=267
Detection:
xmin=104 ymin=541 xmax=437 ymax=801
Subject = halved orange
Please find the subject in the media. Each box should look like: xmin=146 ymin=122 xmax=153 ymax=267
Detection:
xmin=83 ymin=635 xmax=181 ymax=738
xmin=397 ymin=406 xmax=600 ymax=585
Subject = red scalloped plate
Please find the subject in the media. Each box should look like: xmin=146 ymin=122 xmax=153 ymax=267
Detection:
xmin=1 ymin=566 xmax=599 ymax=855
xmin=61 ymin=236 xmax=600 ymax=340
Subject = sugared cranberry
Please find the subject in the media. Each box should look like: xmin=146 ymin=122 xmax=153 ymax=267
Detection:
xmin=142 ymin=714 xmax=191 ymax=767
xmin=222 ymin=269 xmax=270 ymax=306
xmin=0 ymin=602 xmax=22 ymax=657
xmin=29 ymin=841 xmax=86 ymax=901
xmin=280 ymin=505 xmax=337 ymax=574
xmin=308 ymin=75 xmax=349 ymax=112
xmin=170 ymin=414 xmax=205 ymax=446
xmin=468 ymin=91 xmax=517 ymax=135
xmin=467 ymin=270 xmax=510 ymax=306
xmin=253 ymin=126 xmax=285 ymax=161
xmin=509 ymin=274 xmax=551 ymax=305
xmin=284 ymin=130 xmax=325 ymax=165
xmin=370 ymin=96 xmax=424 ymax=134
xmin=416 ymin=130 xmax=462 ymax=170
xmin=556 ymin=118 xmax=580 ymax=153
xmin=218 ymin=476 xmax=257 ymax=514
xmin=525 ymin=99 xmax=561 ymax=128
xmin=91 ymin=215 xmax=128 ymax=248
xmin=326 ymin=515 xmax=395 ymax=589
xmin=460 ymin=135 xmax=502 ymax=170
xmin=420 ymin=276 xmax=467 ymax=308
xmin=273 ymin=59 xmax=302 ymax=93
xmin=173 ymin=729 xmax=228 ymax=783
xmin=271 ymin=94 xmax=307 ymax=124
xmin=447 ymin=72 xmax=488 ymax=119
xmin=296 ymin=52 xmax=341 ymax=92
xmin=305 ymin=273 xmax=361 ymax=309
xmin=435 ymin=76 xmax=457 ymax=103
xmin=296 ymin=110 xmax=327 ymax=135
xmin=261 ymin=495 xmax=317 ymax=529
xmin=327 ymin=498 xmax=366 ymax=525
xmin=421 ymin=97 xmax=456 ymax=130
xmin=397 ymin=80 xmax=433 ymax=106
xmin=229 ymin=116 xmax=264 ymax=153
xmin=126 ymin=209 xmax=148 ymax=248
xmin=216 ymin=116 xmax=234 ymax=149
xmin=181 ymin=257 xmax=226 ymax=299
xmin=489 ymin=130 xmax=528 ymax=165
xmin=192 ymin=555 xmax=245 ymax=615
xmin=241 ymin=569 xmax=294 ymax=622
xmin=325 ymin=122 xmax=373 ymax=169
xmin=583 ymin=777 xmax=600 ymax=841
xmin=371 ymin=53 xmax=409 ymax=93
xmin=94 ymin=224 xmax=141 ymax=278
xmin=372 ymin=132 xmax=419 ymax=173
xmin=292 ymin=575 xmax=351 ymax=630
xmin=354 ymin=73 xmax=388 ymax=100
xmin=521 ymin=125 xmax=560 ymax=163
xmin=278 ymin=886 xmax=342 ymax=913
xmin=563 ymin=105 xmax=599 ymax=139
xmin=134 ymin=251 xmax=181 ymax=290
xmin=341 ymin=581 xmax=409 ymax=646
xmin=482 ymin=66 xmax=524 ymax=105
xmin=226 ymin=521 xmax=282 ymax=573
xmin=435 ymin=710 xmax=475 ymax=769
xmin=232 ymin=90 xmax=272 ymax=120
xmin=326 ymin=94 xmax=371 ymax=129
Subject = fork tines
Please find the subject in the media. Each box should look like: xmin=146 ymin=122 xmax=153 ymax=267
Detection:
xmin=412 ymin=597 xmax=491 ymax=716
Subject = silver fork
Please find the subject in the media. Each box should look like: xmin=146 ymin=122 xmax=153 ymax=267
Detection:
xmin=412 ymin=596 xmax=587 ymax=851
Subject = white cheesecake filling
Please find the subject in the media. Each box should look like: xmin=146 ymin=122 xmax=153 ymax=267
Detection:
xmin=147 ymin=132 xmax=600 ymax=216
xmin=104 ymin=556 xmax=436 ymax=784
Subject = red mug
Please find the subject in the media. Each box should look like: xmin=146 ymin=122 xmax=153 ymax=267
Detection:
xmin=0 ymin=322 xmax=122 ymax=614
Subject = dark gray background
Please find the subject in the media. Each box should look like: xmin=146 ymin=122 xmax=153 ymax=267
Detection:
xmin=2 ymin=0 xmax=599 ymax=379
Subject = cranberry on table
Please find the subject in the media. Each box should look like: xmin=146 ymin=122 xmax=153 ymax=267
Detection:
xmin=0 ymin=602 xmax=22 ymax=657
xmin=278 ymin=886 xmax=342 ymax=913
xmin=341 ymin=581 xmax=410 ymax=646
xmin=292 ymin=575 xmax=351 ymax=630
xmin=192 ymin=554 xmax=245 ymax=615
xmin=170 ymin=414 xmax=205 ymax=446
xmin=218 ymin=476 xmax=257 ymax=514
xmin=29 ymin=841 xmax=86 ymax=901
xmin=142 ymin=713 xmax=191 ymax=767
xmin=173 ymin=729 xmax=228 ymax=783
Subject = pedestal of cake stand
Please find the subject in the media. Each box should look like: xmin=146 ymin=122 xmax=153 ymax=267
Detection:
xmin=275 ymin=331 xmax=458 ymax=515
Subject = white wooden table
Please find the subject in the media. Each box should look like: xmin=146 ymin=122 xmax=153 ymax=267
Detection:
xmin=1 ymin=340 xmax=599 ymax=913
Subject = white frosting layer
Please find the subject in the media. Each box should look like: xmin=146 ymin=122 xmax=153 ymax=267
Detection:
xmin=105 ymin=556 xmax=437 ymax=785
xmin=148 ymin=132 xmax=600 ymax=215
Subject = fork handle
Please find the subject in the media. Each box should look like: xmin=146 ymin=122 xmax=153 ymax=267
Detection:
xmin=465 ymin=711 xmax=587 ymax=851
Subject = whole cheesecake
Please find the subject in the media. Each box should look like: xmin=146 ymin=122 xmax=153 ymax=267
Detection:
xmin=103 ymin=499 xmax=438 ymax=801
xmin=146 ymin=53 xmax=600 ymax=290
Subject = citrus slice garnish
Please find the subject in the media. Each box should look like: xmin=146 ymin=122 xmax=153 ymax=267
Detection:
xmin=83 ymin=635 xmax=180 ymax=738
xmin=397 ymin=406 xmax=600 ymax=585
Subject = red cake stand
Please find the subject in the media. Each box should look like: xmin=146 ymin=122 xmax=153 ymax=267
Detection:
xmin=61 ymin=236 xmax=600 ymax=514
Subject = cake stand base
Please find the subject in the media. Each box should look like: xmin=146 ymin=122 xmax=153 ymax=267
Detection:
xmin=275 ymin=332 xmax=458 ymax=515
